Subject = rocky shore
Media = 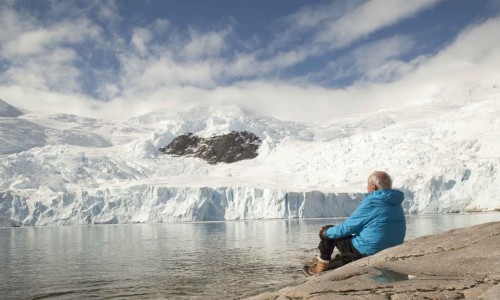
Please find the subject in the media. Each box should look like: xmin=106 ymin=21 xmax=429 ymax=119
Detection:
xmin=250 ymin=221 xmax=500 ymax=300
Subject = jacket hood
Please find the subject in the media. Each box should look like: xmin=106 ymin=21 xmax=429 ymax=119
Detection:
xmin=370 ymin=189 xmax=404 ymax=205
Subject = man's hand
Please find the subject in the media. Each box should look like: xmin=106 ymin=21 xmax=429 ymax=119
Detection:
xmin=319 ymin=224 xmax=335 ymax=240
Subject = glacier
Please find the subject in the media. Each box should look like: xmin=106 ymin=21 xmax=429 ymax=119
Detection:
xmin=1 ymin=84 xmax=500 ymax=226
xmin=0 ymin=188 xmax=363 ymax=225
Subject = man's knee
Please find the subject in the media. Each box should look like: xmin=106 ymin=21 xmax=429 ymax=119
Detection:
xmin=319 ymin=224 xmax=335 ymax=240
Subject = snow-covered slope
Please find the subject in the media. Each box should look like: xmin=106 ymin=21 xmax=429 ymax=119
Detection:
xmin=0 ymin=98 xmax=24 ymax=117
xmin=1 ymin=86 xmax=499 ymax=226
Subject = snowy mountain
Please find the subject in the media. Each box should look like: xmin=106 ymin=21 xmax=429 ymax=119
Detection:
xmin=1 ymin=85 xmax=500 ymax=226
xmin=0 ymin=99 xmax=24 ymax=117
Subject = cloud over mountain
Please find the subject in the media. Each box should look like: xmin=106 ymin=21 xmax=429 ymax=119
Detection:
xmin=0 ymin=1 xmax=498 ymax=123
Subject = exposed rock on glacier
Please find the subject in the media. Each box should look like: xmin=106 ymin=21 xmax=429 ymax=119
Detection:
xmin=0 ymin=187 xmax=362 ymax=226
xmin=160 ymin=131 xmax=261 ymax=164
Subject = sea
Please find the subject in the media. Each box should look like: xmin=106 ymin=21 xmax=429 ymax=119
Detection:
xmin=1 ymin=212 xmax=500 ymax=299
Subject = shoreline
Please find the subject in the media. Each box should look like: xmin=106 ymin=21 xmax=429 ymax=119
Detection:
xmin=248 ymin=221 xmax=500 ymax=299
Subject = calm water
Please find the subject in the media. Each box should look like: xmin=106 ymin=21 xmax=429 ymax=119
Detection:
xmin=1 ymin=213 xmax=500 ymax=300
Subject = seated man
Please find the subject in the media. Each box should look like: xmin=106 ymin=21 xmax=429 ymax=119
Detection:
xmin=304 ymin=171 xmax=406 ymax=276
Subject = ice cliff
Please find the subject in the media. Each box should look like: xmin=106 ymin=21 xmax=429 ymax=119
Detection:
xmin=1 ymin=85 xmax=500 ymax=226
xmin=0 ymin=188 xmax=362 ymax=225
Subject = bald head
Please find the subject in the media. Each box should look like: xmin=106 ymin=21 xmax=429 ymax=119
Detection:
xmin=367 ymin=171 xmax=392 ymax=192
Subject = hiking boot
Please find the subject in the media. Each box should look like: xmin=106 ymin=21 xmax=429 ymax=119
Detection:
xmin=303 ymin=257 xmax=330 ymax=276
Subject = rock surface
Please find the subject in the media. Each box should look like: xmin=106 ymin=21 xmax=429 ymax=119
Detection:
xmin=160 ymin=131 xmax=261 ymax=164
xmin=249 ymin=221 xmax=500 ymax=300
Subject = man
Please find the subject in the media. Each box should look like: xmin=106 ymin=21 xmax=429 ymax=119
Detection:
xmin=304 ymin=171 xmax=406 ymax=276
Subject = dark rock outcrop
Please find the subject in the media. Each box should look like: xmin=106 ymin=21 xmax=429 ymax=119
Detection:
xmin=160 ymin=131 xmax=261 ymax=164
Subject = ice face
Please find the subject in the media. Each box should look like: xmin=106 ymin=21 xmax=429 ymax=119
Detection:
xmin=0 ymin=187 xmax=363 ymax=225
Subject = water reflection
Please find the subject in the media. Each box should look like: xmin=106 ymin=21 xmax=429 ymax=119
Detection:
xmin=370 ymin=268 xmax=412 ymax=283
xmin=0 ymin=213 xmax=499 ymax=299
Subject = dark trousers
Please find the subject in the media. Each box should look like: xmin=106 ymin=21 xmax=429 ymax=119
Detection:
xmin=318 ymin=235 xmax=363 ymax=261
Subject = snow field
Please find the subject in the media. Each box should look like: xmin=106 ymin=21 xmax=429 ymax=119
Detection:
xmin=1 ymin=85 xmax=499 ymax=226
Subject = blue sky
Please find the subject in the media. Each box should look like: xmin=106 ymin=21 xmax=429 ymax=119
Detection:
xmin=1 ymin=0 xmax=500 ymax=121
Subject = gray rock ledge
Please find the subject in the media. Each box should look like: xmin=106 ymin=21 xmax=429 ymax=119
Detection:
xmin=249 ymin=221 xmax=500 ymax=300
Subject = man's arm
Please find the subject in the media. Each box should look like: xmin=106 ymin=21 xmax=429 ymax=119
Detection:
xmin=325 ymin=198 xmax=374 ymax=239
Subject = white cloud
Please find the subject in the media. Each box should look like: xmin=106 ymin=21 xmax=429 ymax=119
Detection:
xmin=131 ymin=27 xmax=153 ymax=56
xmin=137 ymin=58 xmax=215 ymax=88
xmin=273 ymin=0 xmax=441 ymax=53
xmin=269 ymin=1 xmax=351 ymax=49
xmin=0 ymin=0 xmax=499 ymax=125
xmin=45 ymin=0 xmax=122 ymax=26
xmin=93 ymin=16 xmax=500 ymax=121
xmin=222 ymin=54 xmax=259 ymax=78
xmin=0 ymin=1 xmax=108 ymax=102
xmin=313 ymin=0 xmax=442 ymax=46
xmin=4 ymin=48 xmax=81 ymax=92
xmin=0 ymin=0 xmax=442 ymax=102
xmin=416 ymin=17 xmax=500 ymax=74
xmin=261 ymin=0 xmax=442 ymax=78
xmin=0 ymin=3 xmax=102 ymax=95
xmin=130 ymin=19 xmax=171 ymax=57
xmin=0 ymin=84 xmax=100 ymax=117
xmin=183 ymin=29 xmax=229 ymax=60
xmin=116 ymin=25 xmax=233 ymax=96
xmin=152 ymin=19 xmax=170 ymax=32
xmin=3 ymin=19 xmax=100 ymax=57
xmin=318 ymin=35 xmax=419 ymax=84
xmin=220 ymin=50 xmax=310 ymax=79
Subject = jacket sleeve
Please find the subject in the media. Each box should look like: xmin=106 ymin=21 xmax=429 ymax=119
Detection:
xmin=325 ymin=197 xmax=374 ymax=239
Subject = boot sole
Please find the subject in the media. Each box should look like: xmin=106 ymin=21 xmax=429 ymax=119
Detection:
xmin=302 ymin=266 xmax=314 ymax=277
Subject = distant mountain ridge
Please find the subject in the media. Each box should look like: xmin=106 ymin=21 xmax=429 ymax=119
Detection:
xmin=0 ymin=99 xmax=24 ymax=117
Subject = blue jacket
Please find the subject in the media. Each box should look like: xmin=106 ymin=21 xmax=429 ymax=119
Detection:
xmin=326 ymin=189 xmax=406 ymax=256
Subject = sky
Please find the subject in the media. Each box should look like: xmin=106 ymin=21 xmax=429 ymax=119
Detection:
xmin=1 ymin=0 xmax=500 ymax=122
